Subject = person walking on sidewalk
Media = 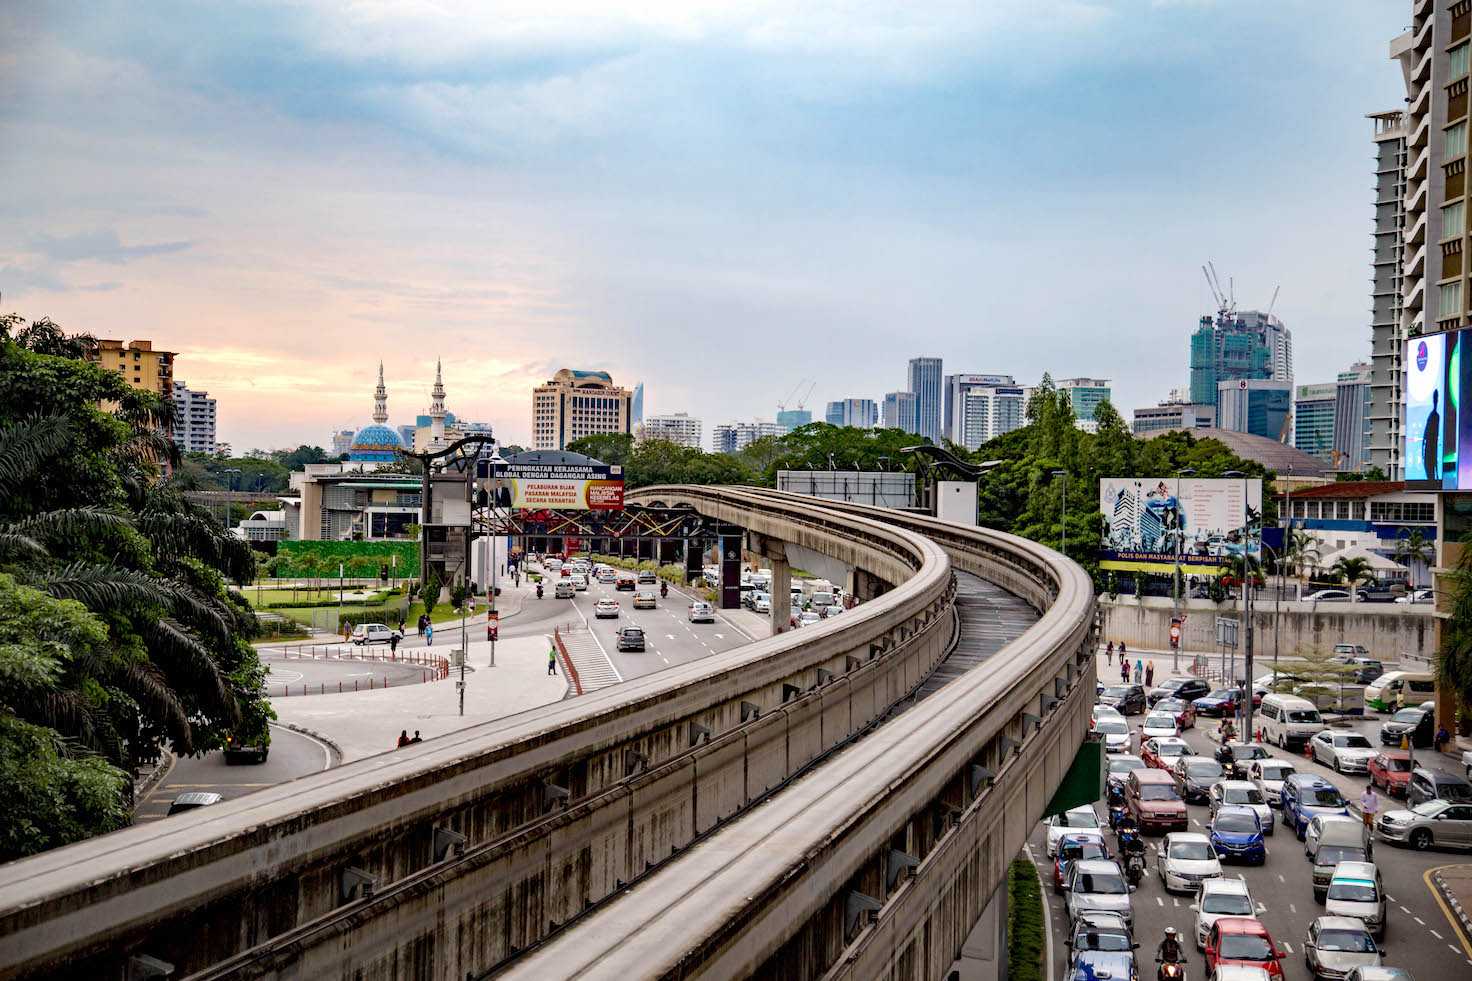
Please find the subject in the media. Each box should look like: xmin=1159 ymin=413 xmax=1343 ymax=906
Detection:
xmin=1120 ymin=658 xmax=1129 ymax=683
xmin=1145 ymin=660 xmax=1155 ymax=687
xmin=548 ymin=646 xmax=558 ymax=675
xmin=1106 ymin=642 xmax=1114 ymax=665
xmin=425 ymin=622 xmax=433 ymax=646
xmin=1360 ymin=783 xmax=1378 ymax=829
xmin=1133 ymin=659 xmax=1143 ymax=684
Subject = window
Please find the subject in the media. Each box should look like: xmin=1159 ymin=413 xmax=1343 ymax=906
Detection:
xmin=1450 ymin=121 xmax=1469 ymax=159
xmin=1445 ymin=201 xmax=1465 ymax=238
xmin=1453 ymin=42 xmax=1471 ymax=81
xmin=1336 ymin=501 xmax=1351 ymax=520
xmin=1441 ymin=281 xmax=1463 ymax=318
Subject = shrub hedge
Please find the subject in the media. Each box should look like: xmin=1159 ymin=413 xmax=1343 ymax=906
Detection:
xmin=1006 ymin=858 xmax=1045 ymax=981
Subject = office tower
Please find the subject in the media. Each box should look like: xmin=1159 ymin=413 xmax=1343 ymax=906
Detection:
xmin=1335 ymin=362 xmax=1374 ymax=471
xmin=639 ymin=412 xmax=703 ymax=447
xmin=711 ymin=419 xmax=784 ymax=454
xmin=825 ymin=399 xmax=879 ymax=428
xmin=1056 ymin=378 xmax=1112 ymax=430
xmin=882 ymin=391 xmax=918 ymax=433
xmin=631 ymin=382 xmax=644 ymax=424
xmin=1189 ymin=310 xmax=1292 ymax=419
xmin=531 ymin=369 xmax=633 ymax=450
xmin=776 ymin=409 xmax=812 ymax=431
xmin=960 ymin=383 xmax=1030 ymax=449
xmin=170 ymin=380 xmax=217 ymax=454
xmin=1131 ymin=400 xmax=1215 ymax=435
xmin=1217 ymin=379 xmax=1291 ymax=440
xmin=907 ymin=357 xmax=943 ymax=441
xmin=944 ymin=374 xmax=1018 ymax=445
xmin=1293 ymin=383 xmax=1338 ymax=463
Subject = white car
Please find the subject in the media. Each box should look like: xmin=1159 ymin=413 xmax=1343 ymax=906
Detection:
xmin=1092 ymin=715 xmax=1133 ymax=754
xmin=1046 ymin=806 xmax=1105 ymax=857
xmin=1141 ymin=712 xmax=1181 ymax=741
xmin=598 ymin=569 xmax=617 ymax=583
xmin=1093 ymin=705 xmax=1126 ymax=724
xmin=593 ymin=599 xmax=619 ymax=619
xmin=688 ymin=602 xmax=715 ymax=623
xmin=1146 ymin=736 xmax=1194 ymax=770
xmin=1394 ymin=589 xmax=1434 ymax=604
xmin=1309 ymin=731 xmax=1377 ymax=774
xmin=1249 ymin=759 xmax=1297 ymax=807
xmin=1208 ymin=965 xmax=1274 ymax=981
xmin=1157 ymin=831 xmax=1223 ymax=892
xmin=570 ymin=574 xmax=589 ymax=591
xmin=1191 ymin=877 xmax=1257 ymax=949
xmin=752 ymin=593 xmax=772 ymax=613
xmin=1208 ymin=780 xmax=1274 ymax=835
xmin=350 ymin=622 xmax=403 ymax=645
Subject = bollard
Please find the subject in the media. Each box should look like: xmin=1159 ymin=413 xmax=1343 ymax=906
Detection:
xmin=422 ymin=671 xmax=426 ymax=683
xmin=321 ymin=683 xmax=324 ymax=695
xmin=339 ymin=681 xmax=343 ymax=693
xmin=355 ymin=680 xmax=358 ymax=692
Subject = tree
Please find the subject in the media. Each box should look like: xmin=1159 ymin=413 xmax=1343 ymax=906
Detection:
xmin=498 ymin=443 xmax=526 ymax=458
xmin=270 ymin=444 xmax=334 ymax=472
xmin=1436 ymin=534 xmax=1472 ymax=724
xmin=1267 ymin=643 xmax=1357 ymax=709
xmin=421 ymin=569 xmax=440 ymax=618
xmin=1328 ymin=556 xmax=1375 ymax=591
xmin=565 ymin=433 xmax=634 ymax=467
xmin=1392 ymin=527 xmax=1433 ymax=582
xmin=1285 ymin=531 xmax=1321 ymax=580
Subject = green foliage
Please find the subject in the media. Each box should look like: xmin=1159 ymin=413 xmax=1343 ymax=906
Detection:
xmin=0 ymin=714 xmax=132 ymax=861
xmin=1327 ymin=556 xmax=1374 ymax=588
xmin=1392 ymin=527 xmax=1433 ymax=574
xmin=275 ymin=540 xmax=419 ymax=579
xmin=422 ymin=569 xmax=440 ymax=618
xmin=1006 ymin=858 xmax=1045 ymax=981
xmin=1267 ymin=644 xmax=1357 ymax=704
xmin=449 ymin=576 xmax=467 ymax=610
xmin=1437 ymin=535 xmax=1472 ymax=712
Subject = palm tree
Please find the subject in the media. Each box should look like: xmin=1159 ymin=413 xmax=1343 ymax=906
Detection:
xmin=1437 ymin=535 xmax=1472 ymax=728
xmin=1328 ymin=556 xmax=1376 ymax=596
xmin=1285 ymin=531 xmax=1321 ymax=580
xmin=1392 ymin=527 xmax=1434 ymax=584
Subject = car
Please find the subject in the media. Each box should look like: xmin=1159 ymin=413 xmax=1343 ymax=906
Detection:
xmin=1366 ymin=753 xmax=1412 ymax=798
xmin=1055 ymin=834 xmax=1112 ymax=891
xmin=554 ymin=580 xmax=575 ymax=599
xmin=1350 ymin=660 xmax=1384 ymax=685
xmin=798 ymin=610 xmax=823 ymax=627
xmin=223 ymin=733 xmax=269 ymax=765
xmin=1140 ymin=712 xmax=1181 ymax=741
xmin=1344 ymin=969 xmax=1413 ymax=981
xmin=166 ymin=791 xmax=223 ymax=815
xmin=688 ymin=601 xmax=715 ymax=623
xmin=1304 ymin=915 xmax=1383 ymax=981
xmin=1064 ymin=858 xmax=1135 ymax=929
xmin=821 ymin=603 xmax=844 ymax=618
xmin=1155 ymin=697 xmax=1197 ymax=729
xmin=1393 ymin=589 xmax=1434 ymax=604
xmin=636 ymin=570 xmax=657 ymax=585
xmin=1331 ymin=645 xmax=1371 ymax=663
xmin=1378 ymin=706 xmax=1432 ymax=749
xmin=1249 ymin=759 xmax=1298 ymax=808
xmin=570 ymin=574 xmax=589 ymax=591
xmin=1308 ymin=589 xmax=1353 ymax=602
xmin=1094 ymin=704 xmax=1126 ymax=724
xmin=1359 ymin=579 xmax=1409 ymax=603
xmin=1281 ymin=775 xmax=1350 ymax=839
xmin=1405 ymin=767 xmax=1472 ymax=806
xmin=1324 ymin=861 xmax=1386 ymax=938
xmin=594 ymin=599 xmax=619 ymax=619
xmin=1205 ymin=805 xmax=1267 ymax=863
xmin=350 ymin=622 xmax=403 ymax=646
xmin=1208 ymin=781 xmax=1273 ymax=835
xmin=598 ymin=568 xmax=616 ymax=583
xmin=1047 ymin=806 xmax=1106 ymax=857
xmin=1377 ymin=799 xmax=1472 ymax=850
xmin=751 ymin=592 xmax=772 ymax=613
xmin=1173 ymin=756 xmax=1226 ymax=804
xmin=1191 ymin=878 xmax=1257 ymax=949
xmin=1108 ymin=754 xmax=1148 ymax=792
xmin=1100 ymin=684 xmax=1148 ymax=715
xmin=1142 ymin=736 xmax=1193 ymax=770
xmin=1127 ymin=768 xmax=1189 ymax=832
xmin=1158 ymin=831 xmax=1223 ymax=891
xmin=615 ymin=573 xmax=636 ymax=591
xmin=615 ymin=626 xmax=645 ymax=652
xmin=1068 ymin=911 xmax=1136 ymax=956
xmin=1204 ymin=917 xmax=1285 ymax=981
xmin=1093 ymin=715 xmax=1133 ymax=754
xmin=633 ymin=591 xmax=657 ymax=610
xmin=1150 ymin=677 xmax=1212 ymax=708
xmin=1194 ymin=688 xmax=1245 ymax=718
xmin=1221 ymin=742 xmax=1273 ymax=772
xmin=1068 ymin=948 xmax=1137 ymax=981
xmin=1309 ymin=732 xmax=1377 ymax=774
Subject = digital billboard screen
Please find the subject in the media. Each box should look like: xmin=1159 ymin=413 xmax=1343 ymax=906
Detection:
xmin=475 ymin=460 xmax=625 ymax=510
xmin=1099 ymin=477 xmax=1261 ymax=575
xmin=1405 ymin=331 xmax=1453 ymax=489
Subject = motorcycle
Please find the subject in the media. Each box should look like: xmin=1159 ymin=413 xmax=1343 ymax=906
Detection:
xmin=536 ymin=584 xmax=544 ymax=600
xmin=660 ymin=582 xmax=668 ymax=599
xmin=1156 ymin=956 xmax=1187 ymax=981
xmin=1124 ymin=851 xmax=1146 ymax=886
xmin=1108 ymin=802 xmax=1128 ymax=831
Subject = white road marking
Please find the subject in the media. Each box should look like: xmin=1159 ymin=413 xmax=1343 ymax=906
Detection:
xmin=1451 ymin=945 xmax=1462 ymax=955
xmin=1414 ymin=916 xmax=1425 ymax=925
xmin=1431 ymin=929 xmax=1443 ymax=939
xmin=1156 ymin=897 xmax=1164 ymax=907
xmin=1400 ymin=906 xmax=1412 ymax=914
xmin=1280 ymin=942 xmax=1292 ymax=954
xmin=1288 ymin=904 xmax=1296 ymax=914
xmin=1173 ymin=898 xmax=1180 ymax=907
xmin=715 ymin=633 xmax=724 ymax=639
xmin=1277 ymin=875 xmax=1285 ymax=883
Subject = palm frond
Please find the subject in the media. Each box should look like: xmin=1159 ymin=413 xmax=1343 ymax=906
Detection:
xmin=37 ymin=562 xmax=178 ymax=613
xmin=0 ymin=414 xmax=73 ymax=496
xmin=137 ymin=508 xmax=256 ymax=584
xmin=2 ymin=506 xmax=134 ymax=546
xmin=140 ymin=618 xmax=234 ymax=720
xmin=0 ymin=529 xmax=47 ymax=560
xmin=115 ymin=659 xmax=194 ymax=754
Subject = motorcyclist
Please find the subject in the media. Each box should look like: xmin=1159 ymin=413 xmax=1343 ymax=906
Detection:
xmin=536 ymin=582 xmax=544 ymax=599
xmin=660 ymin=580 xmax=669 ymax=598
xmin=1157 ymin=927 xmax=1184 ymax=965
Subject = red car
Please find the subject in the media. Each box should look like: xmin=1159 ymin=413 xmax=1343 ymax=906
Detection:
xmin=1204 ymin=917 xmax=1285 ymax=980
xmin=1053 ymin=834 xmax=1110 ymax=891
xmin=1141 ymin=737 xmax=1192 ymax=770
xmin=1368 ymin=751 xmax=1413 ymax=797
xmin=1154 ymin=697 xmax=1196 ymax=730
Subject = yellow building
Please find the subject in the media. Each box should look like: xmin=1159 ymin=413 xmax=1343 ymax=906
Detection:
xmin=532 ymin=369 xmax=632 ymax=450
xmin=89 ymin=339 xmax=175 ymax=399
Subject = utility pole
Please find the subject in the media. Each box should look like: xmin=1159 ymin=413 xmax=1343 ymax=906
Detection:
xmin=1172 ymin=469 xmax=1197 ymax=671
xmin=1226 ymin=471 xmax=1257 ymax=742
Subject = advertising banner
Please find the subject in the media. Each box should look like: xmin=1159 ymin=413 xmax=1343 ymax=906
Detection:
xmin=477 ymin=460 xmax=625 ymax=511
xmin=1100 ymin=477 xmax=1261 ymax=575
xmin=1405 ymin=331 xmax=1452 ymax=488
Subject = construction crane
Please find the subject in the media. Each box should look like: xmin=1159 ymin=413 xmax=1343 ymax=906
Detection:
xmin=795 ymin=380 xmax=815 ymax=409
xmin=1265 ymin=285 xmax=1280 ymax=321
xmin=1202 ymin=262 xmax=1237 ymax=321
xmin=778 ymin=379 xmax=814 ymax=414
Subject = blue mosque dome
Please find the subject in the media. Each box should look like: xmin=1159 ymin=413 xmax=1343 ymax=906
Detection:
xmin=349 ymin=424 xmax=404 ymax=462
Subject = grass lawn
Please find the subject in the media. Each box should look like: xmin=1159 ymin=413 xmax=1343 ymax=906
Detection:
xmin=272 ymin=599 xmax=475 ymax=632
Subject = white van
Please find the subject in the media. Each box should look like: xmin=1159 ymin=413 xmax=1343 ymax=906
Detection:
xmin=1324 ymin=861 xmax=1385 ymax=938
xmin=1257 ymin=693 xmax=1323 ymax=751
xmin=1364 ymin=671 xmax=1435 ymax=713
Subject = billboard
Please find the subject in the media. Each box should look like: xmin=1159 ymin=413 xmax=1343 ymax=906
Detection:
xmin=476 ymin=460 xmax=625 ymax=510
xmin=1404 ymin=332 xmax=1451 ymax=488
xmin=1100 ymin=477 xmax=1262 ymax=575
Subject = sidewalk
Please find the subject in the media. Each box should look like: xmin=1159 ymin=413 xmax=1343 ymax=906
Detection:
xmin=269 ymin=633 xmax=565 ymax=763
xmin=1431 ymin=865 xmax=1472 ymax=946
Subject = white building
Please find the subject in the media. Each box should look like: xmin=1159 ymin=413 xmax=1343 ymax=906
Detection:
xmin=953 ymin=379 xmax=1030 ymax=450
xmin=882 ymin=392 xmax=918 ymax=433
xmin=639 ymin=412 xmax=703 ymax=447
xmin=171 ymin=380 xmax=217 ymax=454
xmin=943 ymin=374 xmax=1018 ymax=446
xmin=713 ymin=419 xmax=784 ymax=454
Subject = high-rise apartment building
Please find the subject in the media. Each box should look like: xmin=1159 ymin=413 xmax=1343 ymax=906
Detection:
xmin=825 ymin=399 xmax=879 ymax=428
xmin=170 ymin=381 xmax=217 ymax=455
xmin=882 ymin=391 xmax=918 ymax=433
xmin=712 ymin=419 xmax=784 ymax=454
xmin=906 ymin=357 xmax=943 ymax=441
xmin=776 ymin=409 xmax=811 ymax=431
xmin=88 ymin=339 xmax=175 ymax=400
xmin=332 ymin=430 xmax=356 ymax=458
xmin=1334 ymin=362 xmax=1374 ymax=471
xmin=960 ymin=383 xmax=1030 ymax=449
xmin=943 ymin=374 xmax=1017 ymax=444
xmin=1217 ymin=379 xmax=1291 ymax=440
xmin=531 ymin=369 xmax=633 ymax=450
xmin=1188 ymin=311 xmax=1292 ymax=416
xmin=1293 ymin=383 xmax=1338 ymax=463
xmin=639 ymin=412 xmax=703 ymax=447
xmin=1056 ymin=378 xmax=1112 ymax=429
xmin=1367 ymin=110 xmax=1409 ymax=478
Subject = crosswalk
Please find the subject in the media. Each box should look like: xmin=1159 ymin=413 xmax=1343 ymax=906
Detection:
xmin=558 ymin=627 xmax=622 ymax=693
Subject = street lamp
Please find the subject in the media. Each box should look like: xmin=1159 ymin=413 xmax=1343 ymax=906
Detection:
xmin=1224 ymin=470 xmax=1256 ymax=741
xmin=1172 ymin=468 xmax=1197 ymax=671
xmin=1051 ymin=470 xmax=1068 ymax=555
xmin=222 ymin=469 xmax=241 ymax=528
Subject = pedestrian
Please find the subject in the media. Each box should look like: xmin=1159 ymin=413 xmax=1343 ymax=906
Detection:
xmin=468 ymin=596 xmax=476 ymax=616
xmin=397 ymin=729 xmax=410 ymax=748
xmin=1133 ymin=659 xmax=1142 ymax=684
xmin=425 ymin=622 xmax=433 ymax=646
xmin=1120 ymin=658 xmax=1129 ymax=683
xmin=548 ymin=646 xmax=558 ymax=675
xmin=390 ymin=633 xmax=399 ymax=656
xmin=1435 ymin=724 xmax=1451 ymax=753
xmin=1106 ymin=641 xmax=1114 ymax=665
xmin=1145 ymin=660 xmax=1155 ymax=687
xmin=416 ymin=615 xmax=424 ymax=638
xmin=1119 ymin=642 xmax=1127 ymax=661
xmin=410 ymin=730 xmax=422 ymax=744
xmin=1360 ymin=783 xmax=1378 ymax=829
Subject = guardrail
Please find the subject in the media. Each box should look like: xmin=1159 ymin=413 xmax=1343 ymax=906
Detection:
xmin=0 ymin=486 xmax=956 ymax=980
xmin=499 ymin=490 xmax=1098 ymax=979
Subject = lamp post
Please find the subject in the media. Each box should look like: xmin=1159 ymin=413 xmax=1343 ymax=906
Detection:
xmin=1224 ymin=470 xmax=1256 ymax=741
xmin=1172 ymin=468 xmax=1197 ymax=671
xmin=222 ymin=468 xmax=241 ymax=528
xmin=1052 ymin=470 xmax=1068 ymax=555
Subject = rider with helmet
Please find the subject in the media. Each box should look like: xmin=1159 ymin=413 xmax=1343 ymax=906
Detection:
xmin=1157 ymin=927 xmax=1184 ymax=965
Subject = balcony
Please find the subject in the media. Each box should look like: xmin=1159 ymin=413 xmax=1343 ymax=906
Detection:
xmin=1406 ymin=241 xmax=1427 ymax=278
xmin=1413 ymin=47 xmax=1432 ymax=85
xmin=1406 ymin=177 xmax=1428 ymax=213
xmin=1411 ymin=112 xmax=1430 ymax=149
xmin=1409 ymin=143 xmax=1430 ymax=181
xmin=1404 ymin=275 xmax=1426 ymax=311
xmin=1405 ymin=209 xmax=1427 ymax=246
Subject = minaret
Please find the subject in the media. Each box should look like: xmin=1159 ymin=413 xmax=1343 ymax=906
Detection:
xmin=429 ymin=359 xmax=447 ymax=449
xmin=373 ymin=361 xmax=389 ymax=425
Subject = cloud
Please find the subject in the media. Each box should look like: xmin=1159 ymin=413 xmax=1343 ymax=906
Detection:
xmin=28 ymin=228 xmax=194 ymax=265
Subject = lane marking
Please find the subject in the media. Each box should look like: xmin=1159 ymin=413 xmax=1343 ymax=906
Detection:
xmin=1280 ymin=942 xmax=1292 ymax=954
xmin=1288 ymin=904 xmax=1296 ymax=914
xmin=1400 ymin=906 xmax=1412 ymax=914
xmin=1431 ymin=929 xmax=1443 ymax=939
xmin=1423 ymin=864 xmax=1472 ymax=960
xmin=1414 ymin=916 xmax=1425 ymax=925
xmin=1156 ymin=897 xmax=1164 ymax=907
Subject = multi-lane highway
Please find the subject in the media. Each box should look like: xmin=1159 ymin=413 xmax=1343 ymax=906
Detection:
xmin=1032 ymin=698 xmax=1472 ymax=981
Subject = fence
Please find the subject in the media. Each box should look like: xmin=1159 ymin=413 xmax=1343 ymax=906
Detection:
xmin=551 ymin=626 xmax=583 ymax=696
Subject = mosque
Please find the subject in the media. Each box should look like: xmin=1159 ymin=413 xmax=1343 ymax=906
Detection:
xmin=345 ymin=361 xmax=453 ymax=463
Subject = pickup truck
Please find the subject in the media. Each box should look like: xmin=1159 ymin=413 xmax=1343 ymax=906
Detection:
xmin=1358 ymin=579 xmax=1409 ymax=603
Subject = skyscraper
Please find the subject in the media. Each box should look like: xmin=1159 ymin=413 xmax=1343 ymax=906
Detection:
xmin=170 ymin=380 xmax=217 ymax=455
xmin=531 ymin=369 xmax=633 ymax=450
xmin=1217 ymin=379 xmax=1291 ymax=440
xmin=631 ymin=381 xmax=644 ymax=424
xmin=882 ymin=391 xmax=918 ymax=433
xmin=712 ymin=419 xmax=784 ymax=454
xmin=1056 ymin=378 xmax=1111 ymax=430
xmin=825 ymin=399 xmax=879 ymax=428
xmin=960 ymin=383 xmax=1029 ymax=448
xmin=1189 ymin=310 xmax=1292 ymax=417
xmin=639 ymin=412 xmax=703 ymax=447
xmin=1334 ymin=362 xmax=1374 ymax=472
xmin=1367 ymin=110 xmax=1409 ymax=478
xmin=776 ymin=409 xmax=812 ymax=431
xmin=907 ymin=357 xmax=943 ymax=441
xmin=1293 ymin=383 xmax=1338 ymax=463
xmin=944 ymin=374 xmax=1017 ymax=444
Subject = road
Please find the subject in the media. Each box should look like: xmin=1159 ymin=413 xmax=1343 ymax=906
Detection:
xmin=260 ymin=647 xmax=437 ymax=697
xmin=1030 ymin=714 xmax=1472 ymax=981
xmin=132 ymin=723 xmax=334 ymax=823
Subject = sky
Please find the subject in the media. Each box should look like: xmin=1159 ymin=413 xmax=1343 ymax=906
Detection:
xmin=0 ymin=1 xmax=1409 ymax=452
